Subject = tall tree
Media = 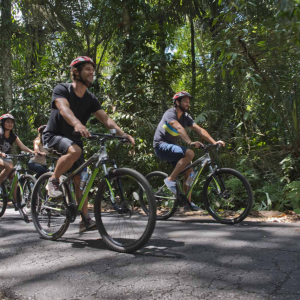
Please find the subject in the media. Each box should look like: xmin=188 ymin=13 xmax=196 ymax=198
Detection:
xmin=1 ymin=0 xmax=12 ymax=108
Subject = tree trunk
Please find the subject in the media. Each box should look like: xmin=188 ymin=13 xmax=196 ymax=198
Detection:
xmin=1 ymin=0 xmax=12 ymax=108
xmin=158 ymin=15 xmax=168 ymax=111
xmin=189 ymin=14 xmax=196 ymax=110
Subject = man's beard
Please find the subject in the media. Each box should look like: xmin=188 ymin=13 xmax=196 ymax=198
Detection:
xmin=180 ymin=104 xmax=189 ymax=112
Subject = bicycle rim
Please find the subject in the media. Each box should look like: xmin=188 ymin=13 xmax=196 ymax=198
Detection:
xmin=95 ymin=168 xmax=156 ymax=253
xmin=144 ymin=171 xmax=178 ymax=220
xmin=31 ymin=172 xmax=70 ymax=240
xmin=0 ymin=183 xmax=7 ymax=217
xmin=203 ymin=168 xmax=253 ymax=224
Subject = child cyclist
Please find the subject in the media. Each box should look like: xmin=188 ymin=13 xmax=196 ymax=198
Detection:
xmin=28 ymin=125 xmax=48 ymax=179
xmin=0 ymin=114 xmax=41 ymax=210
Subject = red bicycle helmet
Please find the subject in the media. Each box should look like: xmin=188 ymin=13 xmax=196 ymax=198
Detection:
xmin=173 ymin=91 xmax=193 ymax=101
xmin=38 ymin=125 xmax=47 ymax=133
xmin=70 ymin=56 xmax=95 ymax=68
xmin=0 ymin=113 xmax=15 ymax=123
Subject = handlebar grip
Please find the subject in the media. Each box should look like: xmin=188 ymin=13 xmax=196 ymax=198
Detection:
xmin=72 ymin=131 xmax=81 ymax=136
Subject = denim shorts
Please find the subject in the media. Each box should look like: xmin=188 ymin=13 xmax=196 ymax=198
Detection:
xmin=154 ymin=143 xmax=188 ymax=167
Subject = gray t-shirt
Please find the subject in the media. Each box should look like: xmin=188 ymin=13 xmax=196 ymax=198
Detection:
xmin=153 ymin=108 xmax=194 ymax=147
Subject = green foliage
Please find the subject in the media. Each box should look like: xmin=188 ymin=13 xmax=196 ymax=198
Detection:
xmin=1 ymin=0 xmax=300 ymax=211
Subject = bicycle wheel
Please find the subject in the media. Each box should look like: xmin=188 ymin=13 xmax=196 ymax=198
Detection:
xmin=0 ymin=182 xmax=7 ymax=217
xmin=94 ymin=168 xmax=157 ymax=253
xmin=143 ymin=171 xmax=178 ymax=220
xmin=203 ymin=168 xmax=253 ymax=224
xmin=17 ymin=174 xmax=36 ymax=222
xmin=31 ymin=172 xmax=71 ymax=240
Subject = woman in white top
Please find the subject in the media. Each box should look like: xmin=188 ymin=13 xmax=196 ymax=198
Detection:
xmin=28 ymin=125 xmax=48 ymax=178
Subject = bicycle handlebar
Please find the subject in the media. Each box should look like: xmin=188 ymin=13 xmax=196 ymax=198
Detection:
xmin=191 ymin=144 xmax=222 ymax=151
xmin=5 ymin=153 xmax=34 ymax=159
xmin=72 ymin=131 xmax=128 ymax=142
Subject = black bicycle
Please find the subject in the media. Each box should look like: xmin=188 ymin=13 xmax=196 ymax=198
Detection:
xmin=0 ymin=153 xmax=36 ymax=223
xmin=142 ymin=144 xmax=253 ymax=224
xmin=31 ymin=131 xmax=157 ymax=253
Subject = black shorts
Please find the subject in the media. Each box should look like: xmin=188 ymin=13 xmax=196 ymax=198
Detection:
xmin=43 ymin=132 xmax=84 ymax=173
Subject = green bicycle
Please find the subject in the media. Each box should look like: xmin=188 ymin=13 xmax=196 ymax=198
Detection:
xmin=0 ymin=153 xmax=36 ymax=222
xmin=31 ymin=131 xmax=157 ymax=253
xmin=142 ymin=144 xmax=253 ymax=224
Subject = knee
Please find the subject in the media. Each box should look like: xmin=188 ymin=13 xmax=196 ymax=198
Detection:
xmin=5 ymin=163 xmax=14 ymax=173
xmin=185 ymin=149 xmax=195 ymax=160
xmin=67 ymin=145 xmax=82 ymax=160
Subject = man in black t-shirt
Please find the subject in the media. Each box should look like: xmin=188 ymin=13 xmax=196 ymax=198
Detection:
xmin=153 ymin=91 xmax=225 ymax=211
xmin=43 ymin=56 xmax=134 ymax=232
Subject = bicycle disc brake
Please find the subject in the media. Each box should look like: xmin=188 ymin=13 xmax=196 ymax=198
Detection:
xmin=177 ymin=193 xmax=188 ymax=206
xmin=113 ymin=202 xmax=131 ymax=214
xmin=66 ymin=201 xmax=77 ymax=222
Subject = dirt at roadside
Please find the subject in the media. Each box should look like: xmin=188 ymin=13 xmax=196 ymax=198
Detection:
xmin=172 ymin=209 xmax=300 ymax=223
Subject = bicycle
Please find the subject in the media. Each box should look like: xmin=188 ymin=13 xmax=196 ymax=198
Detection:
xmin=31 ymin=131 xmax=157 ymax=253
xmin=0 ymin=153 xmax=36 ymax=223
xmin=142 ymin=144 xmax=253 ymax=224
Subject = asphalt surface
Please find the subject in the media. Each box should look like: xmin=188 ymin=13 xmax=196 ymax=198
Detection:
xmin=0 ymin=208 xmax=300 ymax=300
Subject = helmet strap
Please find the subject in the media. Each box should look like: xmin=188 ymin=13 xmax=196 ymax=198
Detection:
xmin=73 ymin=65 xmax=91 ymax=87
xmin=175 ymin=99 xmax=184 ymax=111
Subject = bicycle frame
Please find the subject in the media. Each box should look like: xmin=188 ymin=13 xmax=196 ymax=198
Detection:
xmin=176 ymin=147 xmax=220 ymax=199
xmin=58 ymin=134 xmax=122 ymax=214
xmin=4 ymin=157 xmax=28 ymax=202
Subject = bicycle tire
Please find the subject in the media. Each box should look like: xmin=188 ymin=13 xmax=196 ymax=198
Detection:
xmin=94 ymin=168 xmax=157 ymax=253
xmin=143 ymin=171 xmax=178 ymax=220
xmin=0 ymin=182 xmax=7 ymax=217
xmin=203 ymin=168 xmax=253 ymax=224
xmin=17 ymin=174 xmax=36 ymax=222
xmin=31 ymin=172 xmax=71 ymax=240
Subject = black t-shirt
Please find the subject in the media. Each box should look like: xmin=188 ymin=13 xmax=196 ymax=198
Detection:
xmin=43 ymin=83 xmax=102 ymax=141
xmin=153 ymin=108 xmax=194 ymax=147
xmin=0 ymin=127 xmax=17 ymax=154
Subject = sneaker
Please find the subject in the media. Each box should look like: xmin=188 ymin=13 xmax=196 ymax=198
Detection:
xmin=46 ymin=178 xmax=63 ymax=198
xmin=184 ymin=202 xmax=203 ymax=212
xmin=79 ymin=217 xmax=97 ymax=233
xmin=164 ymin=178 xmax=177 ymax=194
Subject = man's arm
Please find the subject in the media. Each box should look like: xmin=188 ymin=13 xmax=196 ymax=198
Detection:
xmin=94 ymin=109 xmax=135 ymax=145
xmin=191 ymin=123 xmax=225 ymax=146
xmin=169 ymin=120 xmax=192 ymax=145
xmin=55 ymin=98 xmax=90 ymax=137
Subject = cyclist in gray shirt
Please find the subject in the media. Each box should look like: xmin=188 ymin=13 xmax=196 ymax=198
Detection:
xmin=153 ymin=91 xmax=225 ymax=210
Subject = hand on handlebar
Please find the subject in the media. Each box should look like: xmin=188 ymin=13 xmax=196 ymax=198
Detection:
xmin=121 ymin=133 xmax=135 ymax=146
xmin=214 ymin=140 xmax=225 ymax=147
xmin=190 ymin=141 xmax=204 ymax=149
xmin=74 ymin=123 xmax=91 ymax=138
xmin=0 ymin=152 xmax=6 ymax=158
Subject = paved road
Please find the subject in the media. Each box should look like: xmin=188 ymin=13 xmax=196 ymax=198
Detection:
xmin=0 ymin=208 xmax=299 ymax=300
